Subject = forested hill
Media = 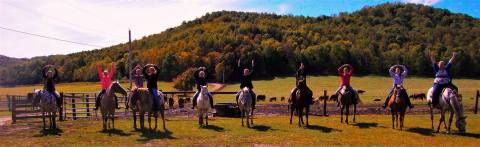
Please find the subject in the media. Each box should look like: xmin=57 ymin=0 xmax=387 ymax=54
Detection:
xmin=1 ymin=3 xmax=479 ymax=86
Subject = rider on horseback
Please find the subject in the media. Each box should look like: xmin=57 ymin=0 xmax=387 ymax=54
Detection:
xmin=94 ymin=63 xmax=119 ymax=110
xmin=382 ymin=65 xmax=414 ymax=109
xmin=133 ymin=64 xmax=144 ymax=88
xmin=236 ymin=59 xmax=256 ymax=109
xmin=334 ymin=64 xmax=359 ymax=104
xmin=290 ymin=62 xmax=313 ymax=105
xmin=192 ymin=67 xmax=214 ymax=109
xmin=430 ymin=52 xmax=458 ymax=106
xmin=42 ymin=65 xmax=60 ymax=108
xmin=143 ymin=64 xmax=162 ymax=111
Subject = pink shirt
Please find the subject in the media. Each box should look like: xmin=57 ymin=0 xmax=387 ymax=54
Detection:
xmin=97 ymin=65 xmax=115 ymax=90
xmin=338 ymin=65 xmax=353 ymax=86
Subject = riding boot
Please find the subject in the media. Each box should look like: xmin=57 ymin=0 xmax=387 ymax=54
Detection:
xmin=192 ymin=99 xmax=197 ymax=109
xmin=383 ymin=95 xmax=390 ymax=109
xmin=251 ymin=92 xmax=256 ymax=110
xmin=94 ymin=95 xmax=101 ymax=110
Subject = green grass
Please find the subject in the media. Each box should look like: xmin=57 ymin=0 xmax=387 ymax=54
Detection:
xmin=1 ymin=76 xmax=480 ymax=106
xmin=0 ymin=114 xmax=479 ymax=146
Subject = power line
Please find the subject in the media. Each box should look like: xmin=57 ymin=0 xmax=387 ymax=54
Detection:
xmin=0 ymin=26 xmax=104 ymax=48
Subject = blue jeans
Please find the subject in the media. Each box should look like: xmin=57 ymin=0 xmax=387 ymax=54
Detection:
xmin=148 ymin=88 xmax=161 ymax=110
xmin=192 ymin=91 xmax=214 ymax=108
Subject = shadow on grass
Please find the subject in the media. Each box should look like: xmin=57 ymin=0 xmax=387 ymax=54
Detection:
xmin=454 ymin=132 xmax=480 ymax=138
xmin=137 ymin=129 xmax=176 ymax=142
xmin=250 ymin=125 xmax=275 ymax=132
xmin=352 ymin=122 xmax=379 ymax=129
xmin=201 ymin=124 xmax=225 ymax=132
xmin=99 ymin=128 xmax=132 ymax=136
xmin=33 ymin=128 xmax=63 ymax=137
xmin=407 ymin=127 xmax=433 ymax=136
xmin=306 ymin=125 xmax=342 ymax=133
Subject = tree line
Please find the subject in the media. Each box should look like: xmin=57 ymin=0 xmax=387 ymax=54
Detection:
xmin=1 ymin=3 xmax=479 ymax=88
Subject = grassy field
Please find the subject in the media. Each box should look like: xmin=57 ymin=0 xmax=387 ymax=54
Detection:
xmin=0 ymin=114 xmax=479 ymax=146
xmin=2 ymin=76 xmax=479 ymax=106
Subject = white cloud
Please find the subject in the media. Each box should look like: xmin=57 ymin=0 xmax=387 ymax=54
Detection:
xmin=402 ymin=0 xmax=441 ymax=6
xmin=0 ymin=0 xmax=245 ymax=58
xmin=277 ymin=3 xmax=291 ymax=14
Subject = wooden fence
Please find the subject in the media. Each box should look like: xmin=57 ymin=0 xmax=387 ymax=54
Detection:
xmin=8 ymin=94 xmax=43 ymax=123
xmin=475 ymin=90 xmax=479 ymax=114
xmin=62 ymin=92 xmax=128 ymax=120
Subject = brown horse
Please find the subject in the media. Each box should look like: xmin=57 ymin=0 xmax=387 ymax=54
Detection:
xmin=289 ymin=77 xmax=312 ymax=127
xmin=100 ymin=81 xmax=127 ymax=131
xmin=32 ymin=89 xmax=58 ymax=131
xmin=129 ymin=88 xmax=166 ymax=130
xmin=338 ymin=86 xmax=357 ymax=124
xmin=388 ymin=86 xmax=408 ymax=130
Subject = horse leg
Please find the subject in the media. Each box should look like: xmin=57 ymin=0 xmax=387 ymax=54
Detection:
xmin=429 ymin=104 xmax=434 ymax=130
xmin=289 ymin=104 xmax=294 ymax=124
xmin=346 ymin=105 xmax=350 ymax=124
xmin=391 ymin=109 xmax=395 ymax=129
xmin=447 ymin=111 xmax=454 ymax=134
xmin=42 ymin=112 xmax=46 ymax=131
xmin=140 ymin=112 xmax=145 ymax=130
xmin=199 ymin=113 xmax=203 ymax=126
xmin=353 ymin=104 xmax=357 ymax=123
xmin=154 ymin=111 xmax=158 ymax=130
xmin=401 ymin=110 xmax=405 ymax=131
xmin=133 ymin=111 xmax=137 ymax=130
xmin=52 ymin=113 xmax=57 ymax=130
xmin=306 ymin=106 xmax=309 ymax=126
xmin=205 ymin=113 xmax=208 ymax=126
xmin=340 ymin=107 xmax=344 ymax=123
xmin=111 ymin=114 xmax=115 ymax=130
xmin=241 ymin=111 xmax=244 ymax=127
xmin=148 ymin=112 xmax=152 ymax=130
xmin=396 ymin=111 xmax=399 ymax=129
xmin=160 ymin=109 xmax=166 ymax=130
xmin=250 ymin=107 xmax=254 ymax=125
xmin=436 ymin=112 xmax=444 ymax=133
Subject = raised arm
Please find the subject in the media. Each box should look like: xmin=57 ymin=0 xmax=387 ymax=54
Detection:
xmin=389 ymin=65 xmax=396 ymax=77
xmin=400 ymin=65 xmax=408 ymax=77
xmin=108 ymin=63 xmax=116 ymax=78
xmin=42 ymin=65 xmax=49 ymax=79
xmin=53 ymin=68 xmax=58 ymax=79
xmin=97 ymin=64 xmax=103 ymax=77
xmin=346 ymin=64 xmax=353 ymax=75
xmin=249 ymin=60 xmax=255 ymax=75
xmin=194 ymin=68 xmax=201 ymax=80
xmin=429 ymin=52 xmax=436 ymax=64
xmin=337 ymin=65 xmax=345 ymax=75
xmin=142 ymin=65 xmax=149 ymax=77
xmin=448 ymin=52 xmax=457 ymax=64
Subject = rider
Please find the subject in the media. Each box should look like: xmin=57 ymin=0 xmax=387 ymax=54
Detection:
xmin=191 ymin=67 xmax=214 ymax=109
xmin=382 ymin=65 xmax=414 ymax=109
xmin=133 ymin=64 xmax=144 ymax=88
xmin=143 ymin=64 xmax=161 ymax=111
xmin=334 ymin=64 xmax=359 ymax=104
xmin=430 ymin=52 xmax=458 ymax=106
xmin=290 ymin=62 xmax=312 ymax=105
xmin=236 ymin=59 xmax=256 ymax=109
xmin=42 ymin=65 xmax=60 ymax=108
xmin=94 ymin=63 xmax=119 ymax=110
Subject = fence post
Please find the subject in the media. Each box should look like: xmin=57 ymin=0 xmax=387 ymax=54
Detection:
xmin=59 ymin=93 xmax=64 ymax=121
xmin=475 ymin=90 xmax=479 ymax=114
xmin=86 ymin=94 xmax=90 ymax=117
xmin=323 ymin=90 xmax=327 ymax=116
xmin=72 ymin=94 xmax=76 ymax=120
xmin=7 ymin=95 xmax=11 ymax=112
xmin=10 ymin=95 xmax=16 ymax=124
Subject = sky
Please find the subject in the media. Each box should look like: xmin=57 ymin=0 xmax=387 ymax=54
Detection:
xmin=0 ymin=0 xmax=478 ymax=58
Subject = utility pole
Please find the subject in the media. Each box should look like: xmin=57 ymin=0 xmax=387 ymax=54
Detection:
xmin=128 ymin=30 xmax=132 ymax=91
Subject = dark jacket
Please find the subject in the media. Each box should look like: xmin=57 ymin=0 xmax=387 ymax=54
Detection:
xmin=42 ymin=66 xmax=58 ymax=93
xmin=194 ymin=69 xmax=208 ymax=91
xmin=238 ymin=65 xmax=254 ymax=89
xmin=296 ymin=68 xmax=307 ymax=85
xmin=143 ymin=65 xmax=160 ymax=89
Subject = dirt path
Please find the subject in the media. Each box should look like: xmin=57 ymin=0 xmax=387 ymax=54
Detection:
xmin=210 ymin=83 xmax=225 ymax=92
xmin=0 ymin=116 xmax=11 ymax=126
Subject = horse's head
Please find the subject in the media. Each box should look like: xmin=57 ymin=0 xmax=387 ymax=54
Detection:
xmin=456 ymin=116 xmax=467 ymax=133
xmin=200 ymin=85 xmax=208 ymax=95
xmin=242 ymin=87 xmax=250 ymax=94
xmin=111 ymin=81 xmax=128 ymax=96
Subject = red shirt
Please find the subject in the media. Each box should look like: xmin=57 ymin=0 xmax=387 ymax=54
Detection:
xmin=97 ymin=65 xmax=115 ymax=90
xmin=338 ymin=65 xmax=353 ymax=86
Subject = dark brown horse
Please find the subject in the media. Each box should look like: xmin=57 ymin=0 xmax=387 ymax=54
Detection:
xmin=338 ymin=86 xmax=357 ymax=124
xmin=388 ymin=86 xmax=408 ymax=130
xmin=289 ymin=77 xmax=313 ymax=127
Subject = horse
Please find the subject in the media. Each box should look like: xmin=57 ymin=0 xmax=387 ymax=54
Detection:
xmin=238 ymin=87 xmax=253 ymax=127
xmin=388 ymin=86 xmax=408 ymax=130
xmin=289 ymin=77 xmax=312 ymax=127
xmin=129 ymin=88 xmax=166 ymax=130
xmin=32 ymin=89 xmax=58 ymax=130
xmin=100 ymin=81 xmax=127 ymax=131
xmin=427 ymin=87 xmax=466 ymax=133
xmin=338 ymin=86 xmax=358 ymax=124
xmin=197 ymin=86 xmax=211 ymax=126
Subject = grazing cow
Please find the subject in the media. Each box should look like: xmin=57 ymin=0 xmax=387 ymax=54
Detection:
xmin=185 ymin=97 xmax=191 ymax=103
xmin=409 ymin=93 xmax=426 ymax=101
xmin=270 ymin=97 xmax=277 ymax=102
xmin=168 ymin=97 xmax=175 ymax=109
xmin=329 ymin=94 xmax=338 ymax=101
xmin=280 ymin=97 xmax=285 ymax=101
xmin=373 ymin=98 xmax=381 ymax=101
xmin=178 ymin=98 xmax=185 ymax=108
xmin=357 ymin=90 xmax=366 ymax=94
xmin=257 ymin=95 xmax=266 ymax=101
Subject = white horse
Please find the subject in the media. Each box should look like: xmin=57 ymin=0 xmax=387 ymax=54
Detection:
xmin=197 ymin=86 xmax=211 ymax=126
xmin=238 ymin=87 xmax=253 ymax=127
xmin=427 ymin=87 xmax=466 ymax=133
xmin=32 ymin=89 xmax=58 ymax=130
